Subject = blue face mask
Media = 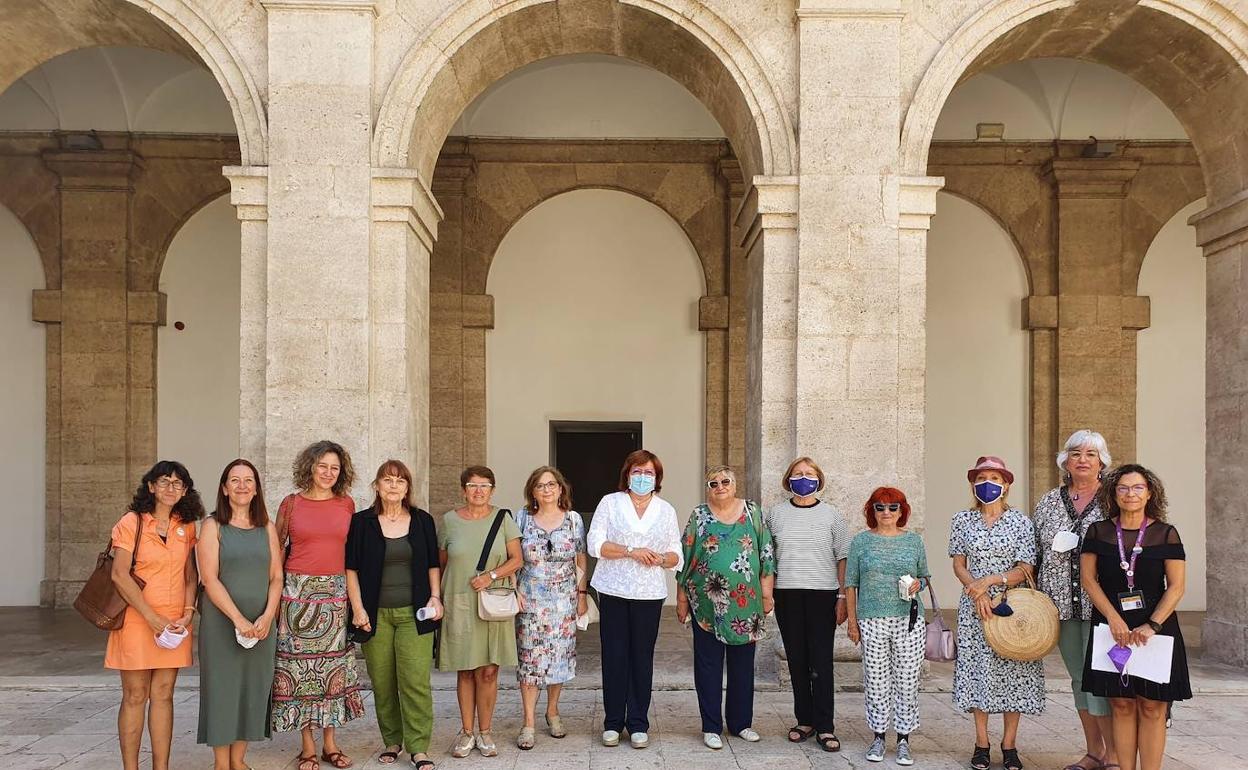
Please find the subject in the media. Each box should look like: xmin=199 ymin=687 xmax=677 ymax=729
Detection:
xmin=789 ymin=476 xmax=820 ymax=497
xmin=974 ymin=480 xmax=1004 ymax=505
xmin=629 ymin=473 xmax=656 ymax=496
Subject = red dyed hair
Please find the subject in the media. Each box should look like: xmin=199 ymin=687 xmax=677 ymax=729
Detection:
xmin=617 ymin=449 xmax=664 ymax=493
xmin=863 ymin=486 xmax=911 ymax=529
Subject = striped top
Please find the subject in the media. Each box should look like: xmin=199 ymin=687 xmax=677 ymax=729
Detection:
xmin=764 ymin=498 xmax=850 ymax=590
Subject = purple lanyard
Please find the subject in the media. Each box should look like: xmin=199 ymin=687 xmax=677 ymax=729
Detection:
xmin=1114 ymin=517 xmax=1149 ymax=592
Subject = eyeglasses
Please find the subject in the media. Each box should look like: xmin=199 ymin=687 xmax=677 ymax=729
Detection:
xmin=535 ymin=481 xmax=561 ymax=492
xmin=630 ymin=470 xmax=657 ymax=478
xmin=1116 ymin=484 xmax=1148 ymax=495
xmin=465 ymin=482 xmax=494 ymax=491
xmin=707 ymin=478 xmax=733 ymax=489
xmin=789 ymin=474 xmax=818 ymax=481
xmin=154 ymin=478 xmax=186 ymax=492
xmin=872 ymin=503 xmax=901 ymax=513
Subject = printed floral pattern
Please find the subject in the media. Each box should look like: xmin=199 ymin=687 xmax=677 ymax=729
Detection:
xmin=678 ymin=501 xmax=775 ymax=645
xmin=514 ymin=509 xmax=585 ymax=686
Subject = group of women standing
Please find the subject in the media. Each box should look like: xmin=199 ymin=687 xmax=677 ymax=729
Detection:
xmin=100 ymin=434 xmax=1191 ymax=770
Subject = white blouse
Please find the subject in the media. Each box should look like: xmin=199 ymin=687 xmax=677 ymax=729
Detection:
xmin=587 ymin=491 xmax=684 ymax=601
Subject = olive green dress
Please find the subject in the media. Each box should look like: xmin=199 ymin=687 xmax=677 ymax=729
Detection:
xmin=198 ymin=524 xmax=277 ymax=746
xmin=437 ymin=508 xmax=520 ymax=671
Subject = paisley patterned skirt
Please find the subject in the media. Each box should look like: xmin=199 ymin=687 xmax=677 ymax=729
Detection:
xmin=270 ymin=573 xmax=364 ymax=731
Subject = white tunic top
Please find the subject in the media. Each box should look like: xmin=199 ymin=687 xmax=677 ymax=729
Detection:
xmin=587 ymin=491 xmax=684 ymax=601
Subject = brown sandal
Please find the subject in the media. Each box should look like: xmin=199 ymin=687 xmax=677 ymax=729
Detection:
xmin=321 ymin=751 xmax=353 ymax=769
xmin=297 ymin=754 xmax=320 ymax=770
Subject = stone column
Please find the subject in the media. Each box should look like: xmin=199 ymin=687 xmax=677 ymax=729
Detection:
xmin=1189 ymin=191 xmax=1248 ymax=666
xmin=793 ymin=0 xmax=907 ymax=509
xmin=223 ymin=166 xmax=269 ymax=480
xmin=261 ymin=0 xmax=376 ymax=498
xmin=38 ymin=148 xmax=156 ymax=605
xmin=1033 ymin=158 xmax=1149 ymax=484
xmin=372 ymin=169 xmax=442 ymax=509
xmin=718 ymin=158 xmax=748 ymax=474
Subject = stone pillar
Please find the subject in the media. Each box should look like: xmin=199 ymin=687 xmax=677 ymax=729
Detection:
xmin=718 ymin=159 xmax=749 ymax=474
xmin=1189 ymin=191 xmax=1248 ymax=666
xmin=223 ymin=166 xmax=269 ymax=480
xmin=793 ymin=0 xmax=907 ymax=509
xmin=372 ymin=169 xmax=442 ymax=509
xmin=38 ymin=148 xmax=157 ymax=605
xmin=741 ymin=177 xmax=799 ymax=506
xmin=261 ymin=0 xmax=376 ymax=498
xmin=1033 ymin=158 xmax=1149 ymax=483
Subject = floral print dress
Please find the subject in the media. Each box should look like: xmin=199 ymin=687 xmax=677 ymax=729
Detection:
xmin=514 ymin=508 xmax=585 ymax=685
xmin=678 ymin=500 xmax=776 ymax=644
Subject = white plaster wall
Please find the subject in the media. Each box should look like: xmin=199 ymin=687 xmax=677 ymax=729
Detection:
xmin=0 ymin=46 xmax=235 ymax=133
xmin=934 ymin=59 xmax=1187 ymax=141
xmin=925 ymin=192 xmax=1030 ymax=605
xmin=486 ymin=189 xmax=705 ymax=602
xmin=452 ymin=55 xmax=724 ymax=139
xmin=0 ymin=205 xmax=46 ymax=605
xmin=157 ymin=196 xmax=241 ymax=495
xmin=1137 ymin=199 xmax=1206 ymax=610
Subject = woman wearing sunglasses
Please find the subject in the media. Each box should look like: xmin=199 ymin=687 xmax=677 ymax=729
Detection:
xmin=949 ymin=456 xmax=1043 ymax=770
xmin=513 ymin=466 xmax=587 ymax=750
xmin=676 ymin=465 xmax=775 ymax=749
xmin=844 ymin=487 xmax=929 ymax=766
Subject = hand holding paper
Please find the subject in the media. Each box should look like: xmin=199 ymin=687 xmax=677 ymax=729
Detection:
xmin=1091 ymin=623 xmax=1173 ymax=684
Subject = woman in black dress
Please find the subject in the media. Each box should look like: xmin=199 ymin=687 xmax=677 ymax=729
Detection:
xmin=1080 ymin=464 xmax=1189 ymax=770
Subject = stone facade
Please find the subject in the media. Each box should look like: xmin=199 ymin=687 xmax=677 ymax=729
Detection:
xmin=4 ymin=0 xmax=1248 ymax=665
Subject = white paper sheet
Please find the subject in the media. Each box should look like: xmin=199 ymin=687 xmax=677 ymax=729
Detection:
xmin=1091 ymin=622 xmax=1173 ymax=684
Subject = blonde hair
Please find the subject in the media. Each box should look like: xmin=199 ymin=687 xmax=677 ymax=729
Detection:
xmin=781 ymin=456 xmax=825 ymax=493
xmin=705 ymin=464 xmax=736 ymax=483
xmin=969 ymin=471 xmax=1011 ymax=511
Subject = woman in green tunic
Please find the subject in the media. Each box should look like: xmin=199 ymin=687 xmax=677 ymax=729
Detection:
xmin=196 ymin=459 xmax=283 ymax=770
xmin=438 ymin=465 xmax=523 ymax=759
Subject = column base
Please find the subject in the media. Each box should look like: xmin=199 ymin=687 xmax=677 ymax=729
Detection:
xmin=1203 ymin=618 xmax=1248 ymax=668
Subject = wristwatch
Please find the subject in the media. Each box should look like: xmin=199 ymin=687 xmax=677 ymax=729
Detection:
xmin=1147 ymin=619 xmax=1163 ymax=633
xmin=626 ymin=545 xmax=635 ymax=555
xmin=489 ymin=570 xmax=498 ymax=581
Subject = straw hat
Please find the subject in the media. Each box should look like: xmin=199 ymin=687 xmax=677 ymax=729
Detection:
xmin=983 ymin=578 xmax=1060 ymax=662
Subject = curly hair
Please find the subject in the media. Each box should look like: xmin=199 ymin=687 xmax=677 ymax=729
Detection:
xmin=291 ymin=440 xmax=355 ymax=498
xmin=129 ymin=460 xmax=204 ymax=521
xmin=1098 ymin=463 xmax=1168 ymax=522
xmin=523 ymin=465 xmax=573 ymax=513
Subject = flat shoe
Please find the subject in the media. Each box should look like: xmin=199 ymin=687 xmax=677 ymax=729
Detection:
xmin=704 ymin=733 xmax=723 ymax=750
xmin=451 ymin=731 xmax=474 ymax=758
xmin=736 ymin=728 xmax=760 ymax=742
xmin=546 ymin=714 xmax=566 ymax=738
xmin=517 ymin=727 xmax=535 ymax=751
xmin=476 ymin=731 xmax=498 ymax=757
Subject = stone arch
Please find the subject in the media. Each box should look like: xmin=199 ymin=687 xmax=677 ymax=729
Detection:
xmin=901 ymin=0 xmax=1248 ymax=202
xmin=373 ymin=0 xmax=795 ymax=183
xmin=933 ymin=188 xmax=1037 ymax=294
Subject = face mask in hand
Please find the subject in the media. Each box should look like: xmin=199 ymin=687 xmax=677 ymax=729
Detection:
xmin=789 ymin=476 xmax=820 ymax=497
xmin=629 ymin=473 xmax=656 ymax=496
xmin=974 ymin=480 xmax=1004 ymax=505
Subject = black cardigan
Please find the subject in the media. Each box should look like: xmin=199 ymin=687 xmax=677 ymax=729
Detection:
xmin=345 ymin=506 xmax=440 ymax=642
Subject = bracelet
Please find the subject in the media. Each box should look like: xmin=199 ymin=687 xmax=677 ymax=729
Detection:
xmin=576 ymin=590 xmax=588 ymax=594
xmin=1147 ymin=619 xmax=1163 ymax=633
xmin=430 ymin=595 xmax=442 ymax=602
xmin=836 ymin=594 xmax=845 ymax=599
xmin=184 ymin=606 xmax=198 ymax=614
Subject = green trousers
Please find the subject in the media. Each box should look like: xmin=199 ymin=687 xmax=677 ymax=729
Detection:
xmin=361 ymin=606 xmax=435 ymax=754
xmin=1058 ymin=619 xmax=1110 ymax=717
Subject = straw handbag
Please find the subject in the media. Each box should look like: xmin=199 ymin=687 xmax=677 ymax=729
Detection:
xmin=983 ymin=573 xmax=1060 ymax=661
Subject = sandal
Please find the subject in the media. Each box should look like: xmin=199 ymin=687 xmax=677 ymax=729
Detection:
xmin=970 ymin=745 xmax=991 ymax=770
xmin=411 ymin=758 xmax=435 ymax=770
xmin=297 ymin=754 xmax=320 ymax=770
xmin=546 ymin=713 xmax=566 ymax=738
xmin=378 ymin=748 xmax=400 ymax=765
xmin=1063 ymin=754 xmax=1103 ymax=770
xmin=321 ymin=751 xmax=353 ymax=769
xmin=1002 ymin=745 xmax=1024 ymax=770
xmin=816 ymin=734 xmax=841 ymax=752
xmin=517 ymin=726 xmax=536 ymax=750
xmin=787 ymin=725 xmax=814 ymax=743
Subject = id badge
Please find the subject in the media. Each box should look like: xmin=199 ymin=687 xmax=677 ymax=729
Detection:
xmin=1117 ymin=590 xmax=1145 ymax=612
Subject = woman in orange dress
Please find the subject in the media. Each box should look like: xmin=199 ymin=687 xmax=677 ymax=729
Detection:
xmin=106 ymin=459 xmax=204 ymax=770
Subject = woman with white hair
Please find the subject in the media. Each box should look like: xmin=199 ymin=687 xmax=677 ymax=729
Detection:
xmin=1033 ymin=430 xmax=1118 ymax=770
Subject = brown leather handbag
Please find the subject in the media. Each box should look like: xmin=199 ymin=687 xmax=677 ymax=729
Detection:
xmin=73 ymin=512 xmax=146 ymax=630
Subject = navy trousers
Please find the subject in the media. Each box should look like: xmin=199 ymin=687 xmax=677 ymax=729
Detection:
xmin=599 ymin=592 xmax=664 ymax=733
xmin=692 ymin=621 xmax=756 ymax=735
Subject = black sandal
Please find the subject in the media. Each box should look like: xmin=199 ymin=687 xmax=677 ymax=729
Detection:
xmin=411 ymin=758 xmax=434 ymax=769
xmin=970 ymin=745 xmax=991 ymax=770
xmin=1002 ymin=745 xmax=1024 ymax=770
xmin=787 ymin=725 xmax=814 ymax=743
xmin=816 ymin=734 xmax=840 ymax=752
xmin=378 ymin=750 xmax=399 ymax=765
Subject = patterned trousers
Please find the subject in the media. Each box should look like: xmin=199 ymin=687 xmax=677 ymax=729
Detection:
xmin=859 ymin=615 xmax=924 ymax=735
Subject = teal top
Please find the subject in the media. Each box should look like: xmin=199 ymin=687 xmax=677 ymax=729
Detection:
xmin=378 ymin=536 xmax=413 ymax=608
xmin=844 ymin=530 xmax=929 ymax=619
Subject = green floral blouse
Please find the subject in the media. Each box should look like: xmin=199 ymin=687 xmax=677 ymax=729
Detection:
xmin=678 ymin=500 xmax=776 ymax=645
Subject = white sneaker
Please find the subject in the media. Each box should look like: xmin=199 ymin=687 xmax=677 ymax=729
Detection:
xmin=703 ymin=732 xmax=723 ymax=750
xmin=867 ymin=736 xmax=886 ymax=762
xmin=895 ymin=738 xmax=914 ymax=766
xmin=630 ymin=731 xmax=649 ymax=748
xmin=602 ymin=730 xmax=620 ymax=747
xmin=736 ymin=728 xmax=761 ymax=742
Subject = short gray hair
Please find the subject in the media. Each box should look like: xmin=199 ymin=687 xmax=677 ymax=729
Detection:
xmin=705 ymin=464 xmax=736 ymax=483
xmin=1056 ymin=429 xmax=1112 ymax=478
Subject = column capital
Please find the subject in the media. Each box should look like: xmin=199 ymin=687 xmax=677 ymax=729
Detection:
xmin=716 ymin=158 xmax=745 ymax=197
xmin=127 ymin=291 xmax=167 ymax=326
xmin=1044 ymin=158 xmax=1142 ymax=199
xmin=462 ymin=293 xmax=494 ymax=330
xmin=896 ymin=175 xmax=945 ymax=231
xmin=42 ymin=150 xmax=143 ymax=191
xmin=261 ymin=0 xmax=376 ymax=13
xmin=223 ymin=166 xmax=268 ymax=221
xmin=735 ymin=176 xmax=798 ymax=253
xmin=698 ymin=295 xmax=730 ymax=330
xmin=31 ymin=290 xmax=61 ymax=324
xmin=1023 ymin=294 xmax=1150 ymax=330
xmin=432 ymin=155 xmax=476 ymax=197
xmin=372 ymin=168 xmax=445 ymax=252
xmin=796 ymin=0 xmax=903 ymax=19
xmin=1189 ymin=187 xmax=1248 ymax=256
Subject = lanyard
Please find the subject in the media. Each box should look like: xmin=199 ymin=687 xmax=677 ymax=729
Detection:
xmin=1114 ymin=517 xmax=1149 ymax=592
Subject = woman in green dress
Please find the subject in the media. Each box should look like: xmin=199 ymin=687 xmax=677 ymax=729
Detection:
xmin=196 ymin=459 xmax=283 ymax=770
xmin=438 ymin=465 xmax=523 ymax=758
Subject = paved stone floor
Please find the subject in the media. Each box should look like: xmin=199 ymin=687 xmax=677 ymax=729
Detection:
xmin=2 ymin=609 xmax=1246 ymax=770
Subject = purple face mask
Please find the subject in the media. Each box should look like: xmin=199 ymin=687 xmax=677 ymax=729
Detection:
xmin=1108 ymin=644 xmax=1132 ymax=685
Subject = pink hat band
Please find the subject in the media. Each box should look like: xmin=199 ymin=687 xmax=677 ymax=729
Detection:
xmin=967 ymin=455 xmax=1014 ymax=484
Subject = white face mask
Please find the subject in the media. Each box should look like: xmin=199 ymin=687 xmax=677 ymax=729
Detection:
xmin=235 ymin=629 xmax=260 ymax=649
xmin=1052 ymin=530 xmax=1080 ymax=553
xmin=155 ymin=625 xmax=188 ymax=649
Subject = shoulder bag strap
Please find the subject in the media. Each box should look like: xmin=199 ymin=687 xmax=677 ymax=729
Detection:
xmin=129 ymin=512 xmax=142 ymax=575
xmin=926 ymin=582 xmax=941 ymax=613
xmin=475 ymin=509 xmax=510 ymax=574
